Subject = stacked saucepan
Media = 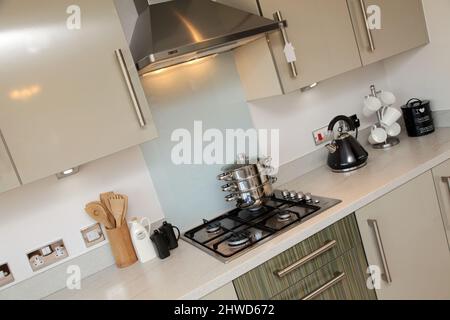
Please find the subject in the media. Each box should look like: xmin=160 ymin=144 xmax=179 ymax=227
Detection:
xmin=217 ymin=158 xmax=277 ymax=210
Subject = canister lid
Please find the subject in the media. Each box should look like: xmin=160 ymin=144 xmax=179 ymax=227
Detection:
xmin=402 ymin=98 xmax=430 ymax=109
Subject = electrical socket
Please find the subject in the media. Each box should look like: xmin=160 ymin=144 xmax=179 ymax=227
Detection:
xmin=27 ymin=239 xmax=69 ymax=272
xmin=0 ymin=263 xmax=14 ymax=288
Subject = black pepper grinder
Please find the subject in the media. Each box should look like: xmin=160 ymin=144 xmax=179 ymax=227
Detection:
xmin=150 ymin=230 xmax=171 ymax=260
xmin=159 ymin=221 xmax=181 ymax=250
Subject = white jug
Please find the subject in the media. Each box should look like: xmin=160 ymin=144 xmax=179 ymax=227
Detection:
xmin=129 ymin=217 xmax=155 ymax=263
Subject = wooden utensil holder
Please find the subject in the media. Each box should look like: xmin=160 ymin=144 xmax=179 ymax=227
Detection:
xmin=106 ymin=223 xmax=138 ymax=268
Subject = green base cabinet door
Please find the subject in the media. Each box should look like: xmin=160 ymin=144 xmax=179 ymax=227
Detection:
xmin=233 ymin=214 xmax=377 ymax=300
xmin=271 ymin=248 xmax=376 ymax=300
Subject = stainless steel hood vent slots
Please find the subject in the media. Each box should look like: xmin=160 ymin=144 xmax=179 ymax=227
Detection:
xmin=130 ymin=0 xmax=281 ymax=74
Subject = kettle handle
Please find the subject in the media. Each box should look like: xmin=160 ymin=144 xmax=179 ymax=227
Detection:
xmin=328 ymin=115 xmax=356 ymax=132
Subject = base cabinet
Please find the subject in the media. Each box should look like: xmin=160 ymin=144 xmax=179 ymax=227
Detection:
xmin=271 ymin=248 xmax=374 ymax=300
xmin=233 ymin=215 xmax=376 ymax=300
xmin=356 ymin=171 xmax=450 ymax=300
xmin=202 ymin=283 xmax=239 ymax=300
xmin=432 ymin=160 xmax=450 ymax=248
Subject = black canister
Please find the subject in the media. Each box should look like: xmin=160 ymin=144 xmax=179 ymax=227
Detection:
xmin=159 ymin=222 xmax=181 ymax=250
xmin=150 ymin=230 xmax=171 ymax=259
xmin=401 ymin=99 xmax=435 ymax=137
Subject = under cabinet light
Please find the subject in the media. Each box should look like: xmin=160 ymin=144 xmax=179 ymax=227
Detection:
xmin=56 ymin=166 xmax=80 ymax=179
xmin=300 ymin=82 xmax=319 ymax=92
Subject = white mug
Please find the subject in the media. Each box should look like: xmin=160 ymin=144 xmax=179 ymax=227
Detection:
xmin=369 ymin=126 xmax=388 ymax=145
xmin=381 ymin=107 xmax=402 ymax=127
xmin=379 ymin=91 xmax=397 ymax=106
xmin=363 ymin=96 xmax=382 ymax=117
xmin=385 ymin=122 xmax=401 ymax=137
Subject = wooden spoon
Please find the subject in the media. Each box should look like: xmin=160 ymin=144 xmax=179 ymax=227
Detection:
xmin=85 ymin=202 xmax=115 ymax=229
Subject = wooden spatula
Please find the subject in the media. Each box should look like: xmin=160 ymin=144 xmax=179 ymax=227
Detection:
xmin=100 ymin=192 xmax=115 ymax=215
xmin=118 ymin=194 xmax=128 ymax=224
xmin=108 ymin=195 xmax=125 ymax=228
xmin=85 ymin=202 xmax=115 ymax=229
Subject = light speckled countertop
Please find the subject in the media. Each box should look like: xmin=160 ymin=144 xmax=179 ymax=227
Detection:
xmin=47 ymin=128 xmax=450 ymax=300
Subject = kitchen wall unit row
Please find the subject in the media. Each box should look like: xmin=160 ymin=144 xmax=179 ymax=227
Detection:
xmin=432 ymin=159 xmax=450 ymax=250
xmin=347 ymin=0 xmax=429 ymax=66
xmin=0 ymin=0 xmax=157 ymax=188
xmin=221 ymin=0 xmax=429 ymax=101
xmin=232 ymin=215 xmax=376 ymax=300
xmin=356 ymin=171 xmax=450 ymax=300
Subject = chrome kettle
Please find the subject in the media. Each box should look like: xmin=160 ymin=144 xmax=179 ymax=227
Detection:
xmin=326 ymin=116 xmax=368 ymax=173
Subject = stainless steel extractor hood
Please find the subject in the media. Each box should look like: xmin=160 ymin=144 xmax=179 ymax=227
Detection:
xmin=129 ymin=0 xmax=281 ymax=74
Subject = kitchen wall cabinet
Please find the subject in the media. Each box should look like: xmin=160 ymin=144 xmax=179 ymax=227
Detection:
xmin=0 ymin=0 xmax=157 ymax=185
xmin=356 ymin=171 xmax=450 ymax=300
xmin=347 ymin=0 xmax=429 ymax=66
xmin=221 ymin=0 xmax=429 ymax=101
xmin=233 ymin=214 xmax=376 ymax=300
xmin=432 ymin=160 xmax=450 ymax=249
xmin=220 ymin=0 xmax=362 ymax=101
xmin=0 ymin=134 xmax=21 ymax=193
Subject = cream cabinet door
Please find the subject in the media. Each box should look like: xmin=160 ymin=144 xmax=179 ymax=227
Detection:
xmin=258 ymin=0 xmax=362 ymax=93
xmin=347 ymin=0 xmax=429 ymax=66
xmin=0 ymin=0 xmax=157 ymax=184
xmin=432 ymin=160 xmax=450 ymax=249
xmin=0 ymin=134 xmax=20 ymax=193
xmin=220 ymin=0 xmax=362 ymax=101
xmin=356 ymin=171 xmax=450 ymax=300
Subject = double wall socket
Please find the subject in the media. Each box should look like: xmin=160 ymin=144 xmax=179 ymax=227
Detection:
xmin=27 ymin=239 xmax=69 ymax=272
xmin=0 ymin=263 xmax=14 ymax=288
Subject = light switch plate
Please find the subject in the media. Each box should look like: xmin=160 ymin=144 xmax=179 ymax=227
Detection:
xmin=81 ymin=223 xmax=105 ymax=248
xmin=27 ymin=240 xmax=69 ymax=272
xmin=0 ymin=263 xmax=14 ymax=288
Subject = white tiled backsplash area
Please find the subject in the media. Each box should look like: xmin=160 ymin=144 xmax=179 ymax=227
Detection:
xmin=0 ymin=146 xmax=164 ymax=291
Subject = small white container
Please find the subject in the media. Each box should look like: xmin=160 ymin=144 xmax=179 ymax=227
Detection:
xmin=129 ymin=217 xmax=156 ymax=264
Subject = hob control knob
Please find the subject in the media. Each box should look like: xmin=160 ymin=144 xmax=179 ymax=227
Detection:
xmin=289 ymin=191 xmax=297 ymax=199
xmin=282 ymin=190 xmax=290 ymax=198
xmin=297 ymin=192 xmax=305 ymax=201
xmin=305 ymin=193 xmax=313 ymax=202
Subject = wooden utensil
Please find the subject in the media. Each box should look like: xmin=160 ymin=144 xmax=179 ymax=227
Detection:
xmin=85 ymin=202 xmax=115 ymax=229
xmin=100 ymin=192 xmax=115 ymax=215
xmin=108 ymin=195 xmax=125 ymax=228
xmin=118 ymin=194 xmax=129 ymax=224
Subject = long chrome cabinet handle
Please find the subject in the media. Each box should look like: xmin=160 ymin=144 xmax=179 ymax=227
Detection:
xmin=441 ymin=177 xmax=450 ymax=228
xmin=301 ymin=272 xmax=346 ymax=300
xmin=114 ymin=49 xmax=147 ymax=128
xmin=368 ymin=219 xmax=392 ymax=284
xmin=273 ymin=11 xmax=298 ymax=78
xmin=359 ymin=0 xmax=376 ymax=52
xmin=276 ymin=240 xmax=337 ymax=278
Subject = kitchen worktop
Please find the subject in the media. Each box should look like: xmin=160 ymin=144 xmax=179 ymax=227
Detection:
xmin=47 ymin=128 xmax=450 ymax=300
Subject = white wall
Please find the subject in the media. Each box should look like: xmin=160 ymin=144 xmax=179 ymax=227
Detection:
xmin=383 ymin=0 xmax=450 ymax=110
xmin=248 ymin=62 xmax=391 ymax=165
xmin=0 ymin=146 xmax=164 ymax=290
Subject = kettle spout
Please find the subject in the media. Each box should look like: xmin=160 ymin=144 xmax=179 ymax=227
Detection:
xmin=326 ymin=143 xmax=338 ymax=154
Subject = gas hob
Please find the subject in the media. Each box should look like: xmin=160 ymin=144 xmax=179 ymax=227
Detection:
xmin=182 ymin=190 xmax=342 ymax=263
